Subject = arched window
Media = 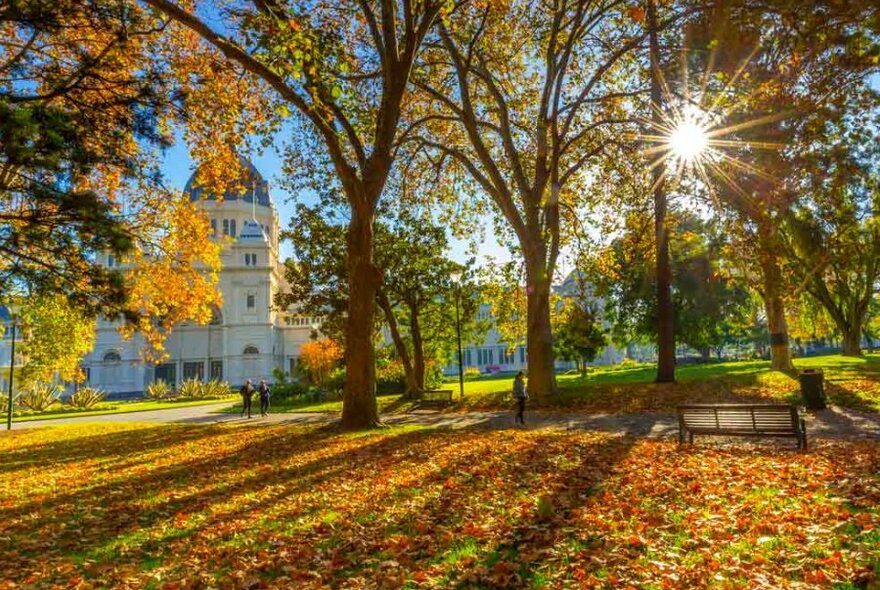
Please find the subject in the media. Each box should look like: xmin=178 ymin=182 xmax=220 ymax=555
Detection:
xmin=243 ymin=345 xmax=259 ymax=355
xmin=102 ymin=351 xmax=121 ymax=386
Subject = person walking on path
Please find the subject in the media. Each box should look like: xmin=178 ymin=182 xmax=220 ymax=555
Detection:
xmin=513 ymin=371 xmax=528 ymax=425
xmin=240 ymin=379 xmax=255 ymax=419
xmin=258 ymin=379 xmax=270 ymax=417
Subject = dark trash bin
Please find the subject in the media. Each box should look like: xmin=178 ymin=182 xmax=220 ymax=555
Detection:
xmin=799 ymin=369 xmax=826 ymax=410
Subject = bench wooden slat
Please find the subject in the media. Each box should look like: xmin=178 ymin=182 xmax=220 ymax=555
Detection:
xmin=678 ymin=404 xmax=806 ymax=450
xmin=414 ymin=389 xmax=454 ymax=409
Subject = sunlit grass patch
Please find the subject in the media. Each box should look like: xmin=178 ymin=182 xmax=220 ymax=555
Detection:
xmin=445 ymin=353 xmax=880 ymax=413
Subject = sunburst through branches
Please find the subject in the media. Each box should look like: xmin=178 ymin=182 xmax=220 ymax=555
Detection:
xmin=631 ymin=42 xmax=787 ymax=200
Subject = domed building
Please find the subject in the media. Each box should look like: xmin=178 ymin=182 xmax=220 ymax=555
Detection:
xmin=78 ymin=162 xmax=317 ymax=395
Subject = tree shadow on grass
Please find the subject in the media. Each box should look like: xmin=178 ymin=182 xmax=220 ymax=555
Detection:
xmin=238 ymin=422 xmax=653 ymax=588
xmin=0 ymin=423 xmax=227 ymax=475
xmin=0 ymin=423 xmax=464 ymax=587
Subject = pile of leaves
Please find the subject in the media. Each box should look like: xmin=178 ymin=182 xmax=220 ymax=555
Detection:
xmin=0 ymin=424 xmax=876 ymax=589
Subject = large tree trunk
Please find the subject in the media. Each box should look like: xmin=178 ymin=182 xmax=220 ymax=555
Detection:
xmin=341 ymin=205 xmax=381 ymax=429
xmin=377 ymin=291 xmax=419 ymax=395
xmin=648 ymin=0 xmax=675 ymax=383
xmin=524 ymin=252 xmax=557 ymax=396
xmin=841 ymin=323 xmax=862 ymax=357
xmin=760 ymin=252 xmax=793 ymax=370
xmin=409 ymin=306 xmax=426 ymax=390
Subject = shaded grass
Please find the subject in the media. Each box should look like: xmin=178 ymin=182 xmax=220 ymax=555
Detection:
xmin=0 ymin=423 xmax=876 ymax=589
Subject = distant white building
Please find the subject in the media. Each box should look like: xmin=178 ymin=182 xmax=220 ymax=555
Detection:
xmin=442 ymin=273 xmax=628 ymax=376
xmin=74 ymin=161 xmax=314 ymax=395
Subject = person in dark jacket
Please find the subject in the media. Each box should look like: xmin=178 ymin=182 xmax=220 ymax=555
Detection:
xmin=513 ymin=371 xmax=528 ymax=425
xmin=240 ymin=379 xmax=255 ymax=418
xmin=258 ymin=379 xmax=270 ymax=417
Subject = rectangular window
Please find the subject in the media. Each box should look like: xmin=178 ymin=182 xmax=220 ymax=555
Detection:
xmin=519 ymin=346 xmax=526 ymax=363
xmin=155 ymin=363 xmax=176 ymax=386
xmin=223 ymin=219 xmax=230 ymax=236
xmin=210 ymin=361 xmax=223 ymax=381
xmin=251 ymin=253 xmax=257 ymax=266
xmin=488 ymin=349 xmax=494 ymax=364
xmin=246 ymin=293 xmax=255 ymax=311
xmin=230 ymin=219 xmax=236 ymax=237
xmin=107 ymin=255 xmax=115 ymax=267
xmin=183 ymin=362 xmax=204 ymax=380
xmin=289 ymin=357 xmax=298 ymax=376
xmin=210 ymin=218 xmax=217 ymax=236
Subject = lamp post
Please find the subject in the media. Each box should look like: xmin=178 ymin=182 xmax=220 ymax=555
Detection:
xmin=6 ymin=309 xmax=17 ymax=431
xmin=450 ymin=272 xmax=465 ymax=399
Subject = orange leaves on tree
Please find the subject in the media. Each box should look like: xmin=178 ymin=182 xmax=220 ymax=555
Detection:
xmin=120 ymin=196 xmax=223 ymax=361
xmin=627 ymin=6 xmax=646 ymax=22
xmin=298 ymin=338 xmax=343 ymax=388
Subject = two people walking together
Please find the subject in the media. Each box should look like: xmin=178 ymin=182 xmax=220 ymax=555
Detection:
xmin=240 ymin=378 xmax=271 ymax=418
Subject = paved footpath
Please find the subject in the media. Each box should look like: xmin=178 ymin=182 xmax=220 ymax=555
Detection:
xmin=8 ymin=402 xmax=879 ymax=440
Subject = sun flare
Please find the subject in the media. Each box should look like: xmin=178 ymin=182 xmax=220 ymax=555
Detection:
xmin=668 ymin=120 xmax=708 ymax=162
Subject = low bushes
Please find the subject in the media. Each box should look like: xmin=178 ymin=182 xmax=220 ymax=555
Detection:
xmin=146 ymin=380 xmax=172 ymax=400
xmin=203 ymin=380 xmax=232 ymax=398
xmin=177 ymin=378 xmax=205 ymax=399
xmin=17 ymin=383 xmax=61 ymax=412
xmin=67 ymin=387 xmax=106 ymax=409
xmin=145 ymin=379 xmax=234 ymax=401
xmin=271 ymin=382 xmax=310 ymax=400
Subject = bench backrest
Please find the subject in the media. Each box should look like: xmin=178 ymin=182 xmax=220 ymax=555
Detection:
xmin=678 ymin=404 xmax=799 ymax=433
xmin=420 ymin=389 xmax=453 ymax=402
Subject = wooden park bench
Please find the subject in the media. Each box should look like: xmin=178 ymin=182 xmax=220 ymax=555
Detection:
xmin=677 ymin=404 xmax=808 ymax=450
xmin=414 ymin=388 xmax=454 ymax=409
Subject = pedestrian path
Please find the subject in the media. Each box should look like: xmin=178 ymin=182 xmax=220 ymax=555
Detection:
xmin=9 ymin=401 xmax=879 ymax=440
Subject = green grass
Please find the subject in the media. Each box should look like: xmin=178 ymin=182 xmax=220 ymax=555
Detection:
xmin=11 ymin=396 xmax=237 ymax=422
xmin=444 ymin=353 xmax=880 ymax=413
xmin=219 ymin=353 xmax=880 ymax=416
xmin=217 ymin=391 xmax=409 ymax=415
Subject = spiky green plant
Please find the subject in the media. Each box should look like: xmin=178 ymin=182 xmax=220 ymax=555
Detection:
xmin=177 ymin=378 xmax=205 ymax=399
xmin=203 ymin=380 xmax=232 ymax=398
xmin=17 ymin=383 xmax=61 ymax=412
xmin=67 ymin=387 xmax=106 ymax=409
xmin=146 ymin=380 xmax=172 ymax=400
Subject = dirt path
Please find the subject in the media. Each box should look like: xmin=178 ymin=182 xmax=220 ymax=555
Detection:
xmin=7 ymin=402 xmax=878 ymax=440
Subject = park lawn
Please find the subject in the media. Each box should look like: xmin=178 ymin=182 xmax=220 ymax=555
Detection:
xmin=239 ymin=354 xmax=880 ymax=416
xmin=0 ymin=423 xmax=877 ymax=589
xmin=448 ymin=354 xmax=880 ymax=414
xmin=218 ymin=392 xmax=407 ymax=415
xmin=11 ymin=396 xmax=237 ymax=423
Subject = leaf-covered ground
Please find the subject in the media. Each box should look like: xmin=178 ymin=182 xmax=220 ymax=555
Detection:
xmin=1 ymin=423 xmax=877 ymax=589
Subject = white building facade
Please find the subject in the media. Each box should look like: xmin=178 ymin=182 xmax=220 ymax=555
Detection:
xmin=78 ymin=162 xmax=315 ymax=395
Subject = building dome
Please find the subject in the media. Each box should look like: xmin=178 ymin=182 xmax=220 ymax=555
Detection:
xmin=238 ymin=219 xmax=270 ymax=243
xmin=183 ymin=159 xmax=272 ymax=207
